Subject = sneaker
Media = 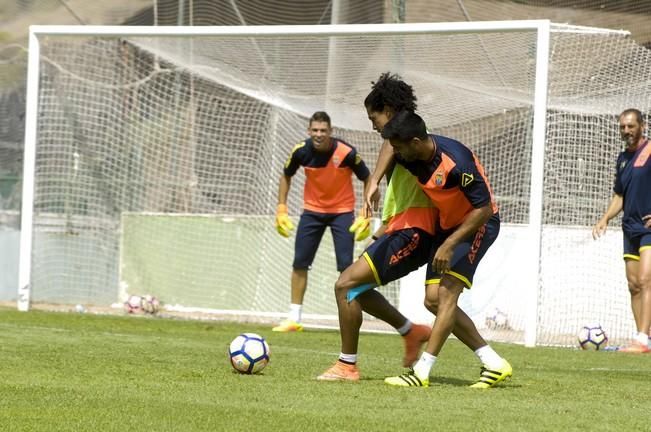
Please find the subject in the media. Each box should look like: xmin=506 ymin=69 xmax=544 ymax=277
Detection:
xmin=619 ymin=341 xmax=651 ymax=353
xmin=384 ymin=369 xmax=429 ymax=387
xmin=316 ymin=361 xmax=360 ymax=382
xmin=402 ymin=324 xmax=431 ymax=367
xmin=272 ymin=319 xmax=303 ymax=332
xmin=469 ymin=359 xmax=513 ymax=389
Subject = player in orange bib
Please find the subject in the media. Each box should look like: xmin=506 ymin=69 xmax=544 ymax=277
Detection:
xmin=378 ymin=110 xmax=512 ymax=388
xmin=273 ymin=111 xmax=370 ymax=332
xmin=319 ymin=74 xmax=510 ymax=386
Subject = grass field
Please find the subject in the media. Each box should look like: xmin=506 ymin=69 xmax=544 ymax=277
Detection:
xmin=1 ymin=308 xmax=650 ymax=432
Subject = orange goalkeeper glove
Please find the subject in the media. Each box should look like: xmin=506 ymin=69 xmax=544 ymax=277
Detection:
xmin=349 ymin=216 xmax=371 ymax=241
xmin=275 ymin=204 xmax=294 ymax=237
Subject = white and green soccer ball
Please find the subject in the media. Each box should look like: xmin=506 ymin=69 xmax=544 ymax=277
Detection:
xmin=141 ymin=294 xmax=161 ymax=315
xmin=229 ymin=333 xmax=270 ymax=374
xmin=577 ymin=324 xmax=608 ymax=350
xmin=124 ymin=294 xmax=160 ymax=315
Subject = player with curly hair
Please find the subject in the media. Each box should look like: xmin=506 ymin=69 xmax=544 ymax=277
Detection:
xmin=318 ymin=74 xmax=510 ymax=387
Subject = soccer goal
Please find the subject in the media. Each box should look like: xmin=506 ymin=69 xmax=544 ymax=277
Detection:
xmin=19 ymin=21 xmax=651 ymax=347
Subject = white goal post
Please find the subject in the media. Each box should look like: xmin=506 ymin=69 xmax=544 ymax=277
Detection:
xmin=19 ymin=21 xmax=647 ymax=348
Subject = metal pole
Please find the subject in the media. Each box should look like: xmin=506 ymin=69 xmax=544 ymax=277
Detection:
xmin=177 ymin=0 xmax=184 ymax=26
xmin=325 ymin=0 xmax=346 ymax=115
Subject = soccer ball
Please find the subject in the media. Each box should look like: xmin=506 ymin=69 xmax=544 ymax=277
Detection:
xmin=485 ymin=308 xmax=510 ymax=330
xmin=124 ymin=295 xmax=143 ymax=314
xmin=141 ymin=294 xmax=160 ymax=315
xmin=578 ymin=324 xmax=608 ymax=350
xmin=229 ymin=333 xmax=270 ymax=374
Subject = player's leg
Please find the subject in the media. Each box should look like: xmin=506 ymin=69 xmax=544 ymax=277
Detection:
xmin=638 ymin=241 xmax=651 ymax=348
xmin=386 ymin=215 xmax=511 ymax=387
xmin=317 ymin=212 xmax=367 ymax=381
xmin=422 ymin=281 xmax=506 ymax=369
xmin=385 ymin=275 xmax=465 ymax=388
xmin=334 ymin=260 xmax=379 ymax=357
xmin=317 ymin=257 xmax=375 ymax=381
xmin=638 ymin=242 xmax=651 ymax=350
xmin=318 ymin=212 xmax=372 ymax=380
xmin=422 ymin=288 xmax=487 ymax=350
xmin=318 ymin=228 xmax=433 ymax=380
xmin=425 ymin=276 xmax=467 ymax=357
xmin=337 ymin=259 xmax=429 ymax=365
xmin=330 ymin=211 xmax=356 ymax=273
xmin=355 ymin=289 xmax=431 ymax=364
xmin=621 ymin=233 xmax=651 ymax=352
xmin=273 ymin=211 xmax=327 ymax=332
xmin=290 ymin=269 xmax=308 ymax=305
xmin=625 ymin=259 xmax=642 ymax=331
xmin=353 ymin=229 xmax=434 ymax=366
xmin=623 ymin=233 xmax=642 ymax=331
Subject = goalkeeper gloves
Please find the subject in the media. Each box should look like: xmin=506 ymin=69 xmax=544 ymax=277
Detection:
xmin=349 ymin=216 xmax=371 ymax=241
xmin=275 ymin=204 xmax=294 ymax=237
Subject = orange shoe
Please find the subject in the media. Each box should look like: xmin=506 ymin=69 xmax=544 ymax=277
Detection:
xmin=402 ymin=324 xmax=431 ymax=367
xmin=619 ymin=341 xmax=651 ymax=353
xmin=316 ymin=361 xmax=360 ymax=382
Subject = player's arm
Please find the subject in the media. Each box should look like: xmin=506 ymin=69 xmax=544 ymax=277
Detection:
xmin=644 ymin=214 xmax=651 ymax=228
xmin=433 ymin=163 xmax=493 ymax=273
xmin=593 ymin=157 xmax=624 ymax=239
xmin=365 ymin=139 xmax=395 ymax=213
xmin=361 ymin=175 xmax=371 ymax=215
xmin=275 ymin=174 xmax=295 ymax=237
xmin=592 ymin=193 xmax=623 ymax=239
xmin=276 ymin=144 xmax=303 ymax=237
xmin=277 ymin=174 xmax=291 ymax=207
xmin=433 ymin=204 xmax=493 ymax=274
xmin=348 ymin=149 xmax=372 ymax=240
xmin=371 ymin=223 xmax=387 ymax=240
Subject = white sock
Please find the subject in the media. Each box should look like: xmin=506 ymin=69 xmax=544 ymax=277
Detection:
xmin=635 ymin=332 xmax=648 ymax=345
xmin=474 ymin=345 xmax=504 ymax=369
xmin=397 ymin=320 xmax=412 ymax=336
xmin=289 ymin=304 xmax=302 ymax=323
xmin=413 ymin=352 xmax=436 ymax=380
xmin=339 ymin=353 xmax=357 ymax=364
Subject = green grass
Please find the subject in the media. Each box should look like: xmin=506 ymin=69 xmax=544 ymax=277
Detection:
xmin=0 ymin=308 xmax=649 ymax=431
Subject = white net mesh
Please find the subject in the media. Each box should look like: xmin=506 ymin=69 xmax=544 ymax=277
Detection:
xmin=25 ymin=24 xmax=651 ymax=345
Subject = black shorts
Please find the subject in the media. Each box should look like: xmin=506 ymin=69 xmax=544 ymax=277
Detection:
xmin=425 ymin=214 xmax=500 ymax=288
xmin=293 ymin=210 xmax=354 ymax=271
xmin=363 ymin=228 xmax=435 ymax=285
xmin=623 ymin=231 xmax=651 ymax=260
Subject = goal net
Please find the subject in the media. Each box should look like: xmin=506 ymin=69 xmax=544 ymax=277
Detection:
xmin=19 ymin=22 xmax=651 ymax=346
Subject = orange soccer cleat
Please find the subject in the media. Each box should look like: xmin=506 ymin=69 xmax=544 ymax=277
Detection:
xmin=402 ymin=324 xmax=431 ymax=367
xmin=316 ymin=361 xmax=360 ymax=382
xmin=619 ymin=340 xmax=651 ymax=354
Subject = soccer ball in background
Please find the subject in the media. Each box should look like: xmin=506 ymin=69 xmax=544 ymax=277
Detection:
xmin=141 ymin=295 xmax=161 ymax=315
xmin=229 ymin=333 xmax=270 ymax=374
xmin=485 ymin=308 xmax=510 ymax=330
xmin=123 ymin=294 xmax=161 ymax=315
xmin=578 ymin=324 xmax=608 ymax=350
xmin=124 ymin=295 xmax=143 ymax=314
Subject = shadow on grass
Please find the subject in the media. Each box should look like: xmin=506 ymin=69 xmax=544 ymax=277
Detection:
xmin=362 ymin=374 xmax=520 ymax=389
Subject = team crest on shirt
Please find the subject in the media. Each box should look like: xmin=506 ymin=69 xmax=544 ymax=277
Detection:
xmin=332 ymin=155 xmax=341 ymax=166
xmin=461 ymin=173 xmax=474 ymax=187
xmin=620 ymin=161 xmax=627 ymax=169
xmin=434 ymin=172 xmax=444 ymax=186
